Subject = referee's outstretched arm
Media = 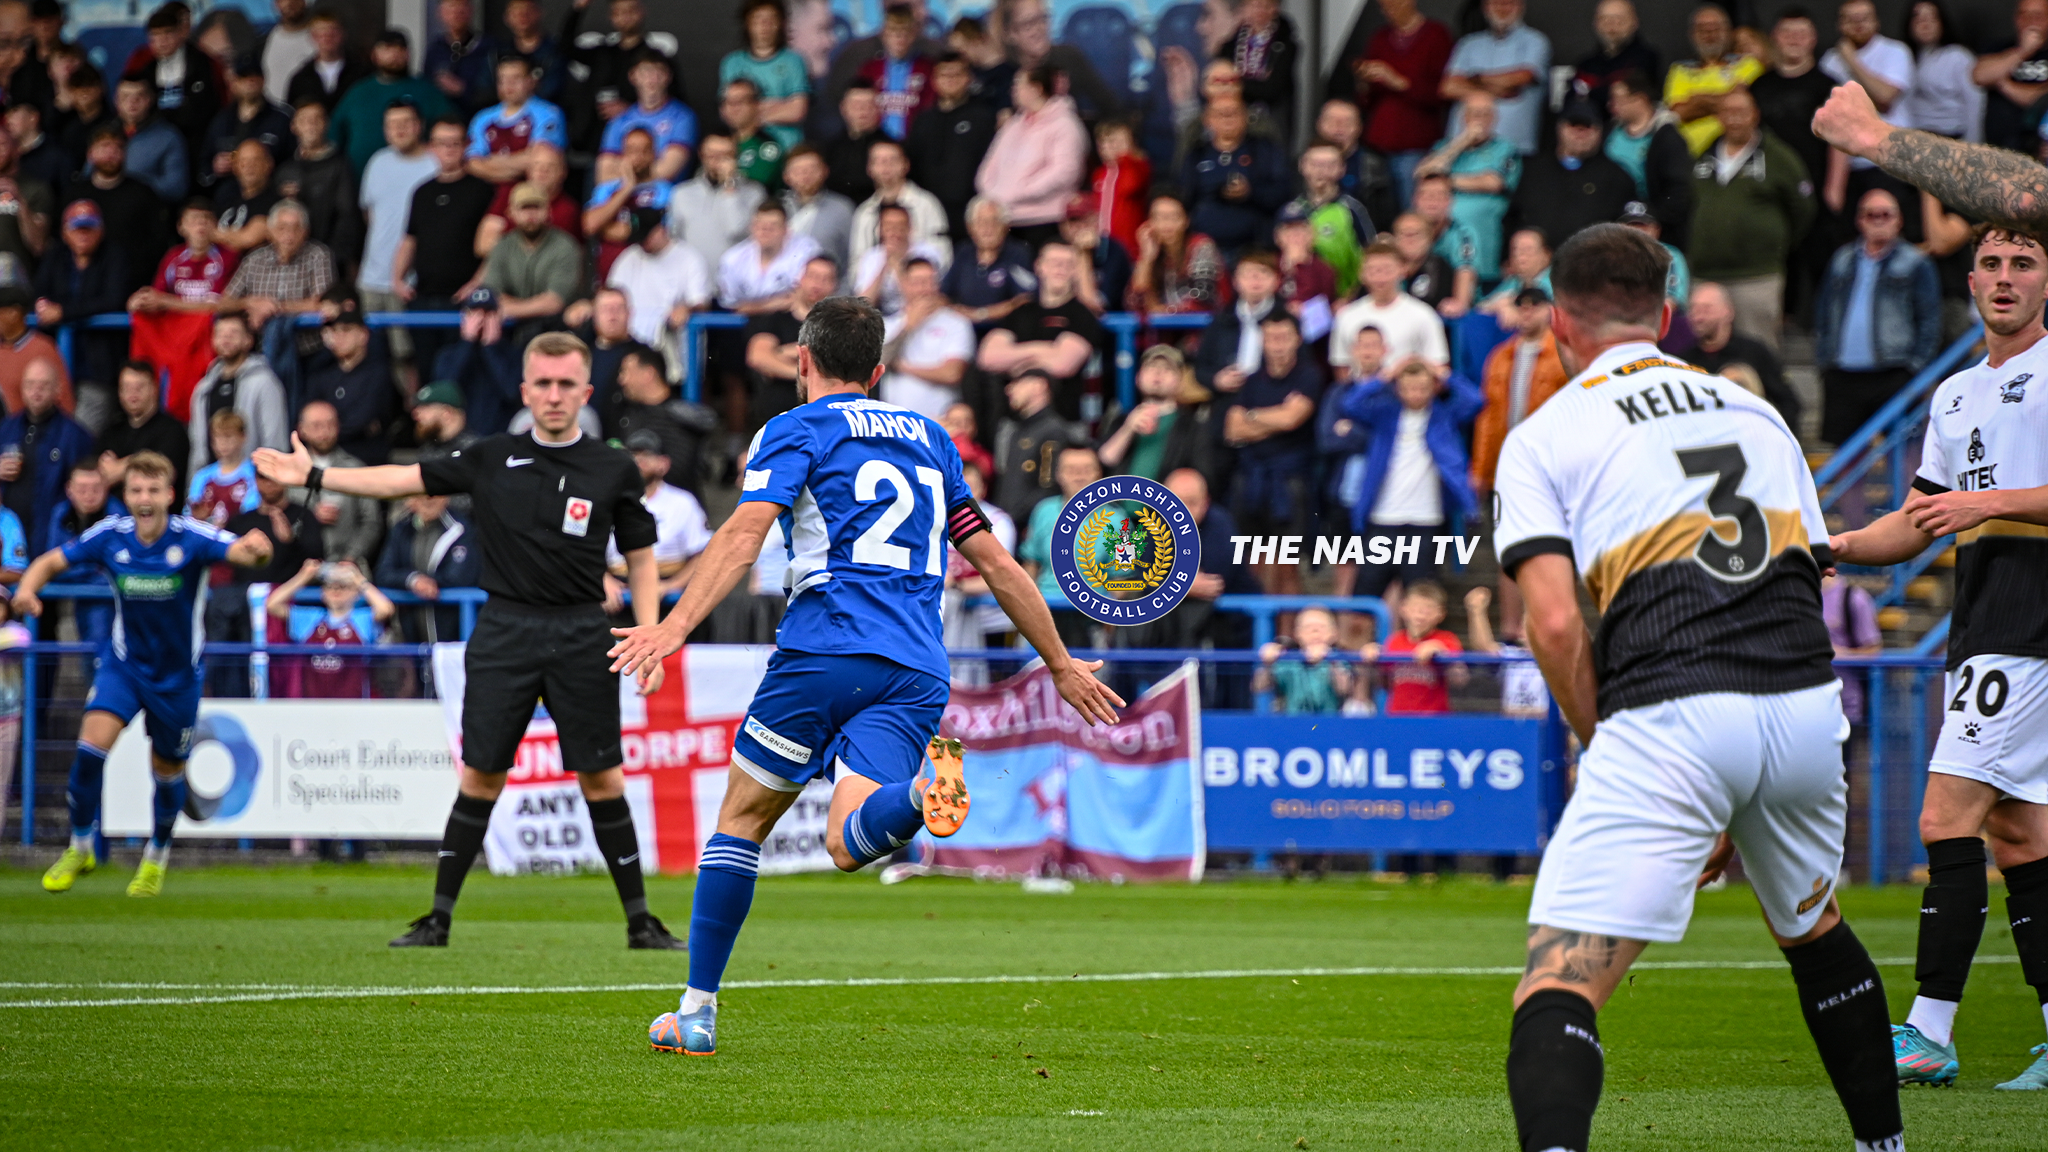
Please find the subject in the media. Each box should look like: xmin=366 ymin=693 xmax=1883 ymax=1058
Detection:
xmin=254 ymin=435 xmax=429 ymax=499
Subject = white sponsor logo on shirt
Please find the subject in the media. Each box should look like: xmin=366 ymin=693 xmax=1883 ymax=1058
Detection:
xmin=743 ymin=469 xmax=771 ymax=491
xmin=743 ymin=715 xmax=811 ymax=763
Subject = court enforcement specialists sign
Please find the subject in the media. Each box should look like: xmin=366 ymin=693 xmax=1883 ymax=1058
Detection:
xmin=1049 ymin=475 xmax=1201 ymax=626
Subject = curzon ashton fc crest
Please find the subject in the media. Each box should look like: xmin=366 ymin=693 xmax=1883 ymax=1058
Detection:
xmin=1049 ymin=476 xmax=1202 ymax=626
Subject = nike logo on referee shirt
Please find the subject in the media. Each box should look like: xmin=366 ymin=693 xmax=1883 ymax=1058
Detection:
xmin=507 ymin=456 xmax=534 ymax=467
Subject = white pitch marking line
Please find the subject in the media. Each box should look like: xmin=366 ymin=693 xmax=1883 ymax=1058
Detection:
xmin=0 ymin=956 xmax=2015 ymax=1010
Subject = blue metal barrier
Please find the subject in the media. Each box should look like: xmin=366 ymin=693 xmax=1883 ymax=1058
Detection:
xmin=1813 ymin=325 xmax=1984 ymax=609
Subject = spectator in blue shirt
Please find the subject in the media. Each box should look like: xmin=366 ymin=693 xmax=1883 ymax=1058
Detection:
xmin=114 ymin=74 xmax=190 ymax=203
xmin=597 ymin=50 xmax=696 ymax=185
xmin=0 ymin=359 xmax=96 ymax=557
xmin=1440 ymin=0 xmax=1552 ymax=155
xmin=1177 ymin=97 xmax=1289 ymax=258
xmin=1815 ymin=188 xmax=1941 ymax=445
xmin=464 ymin=53 xmax=568 ymax=185
xmin=425 ymin=0 xmax=498 ymax=114
xmin=46 ymin=462 xmax=125 ymax=643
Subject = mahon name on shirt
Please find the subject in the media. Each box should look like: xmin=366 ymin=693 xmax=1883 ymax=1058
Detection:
xmin=837 ymin=405 xmax=932 ymax=446
xmin=118 ymin=573 xmax=181 ymax=599
xmin=1611 ymin=376 xmax=1728 ymax=426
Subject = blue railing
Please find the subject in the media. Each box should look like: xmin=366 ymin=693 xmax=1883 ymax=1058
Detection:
xmin=1813 ymin=324 xmax=1984 ymax=609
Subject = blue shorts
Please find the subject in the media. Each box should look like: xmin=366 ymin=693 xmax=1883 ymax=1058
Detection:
xmin=730 ymin=650 xmax=949 ymax=791
xmin=85 ymin=660 xmax=200 ymax=762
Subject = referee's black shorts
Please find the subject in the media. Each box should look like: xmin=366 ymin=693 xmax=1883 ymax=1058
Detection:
xmin=461 ymin=601 xmax=622 ymax=775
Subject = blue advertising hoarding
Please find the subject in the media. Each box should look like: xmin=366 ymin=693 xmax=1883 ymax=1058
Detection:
xmin=1202 ymin=713 xmax=1567 ymax=854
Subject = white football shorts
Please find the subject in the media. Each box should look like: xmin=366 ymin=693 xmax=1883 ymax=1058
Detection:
xmin=1928 ymin=653 xmax=2048 ymax=806
xmin=1528 ymin=681 xmax=1849 ymax=943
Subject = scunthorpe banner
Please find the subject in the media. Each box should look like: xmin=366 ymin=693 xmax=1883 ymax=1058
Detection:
xmin=428 ymin=643 xmax=835 ymax=876
xmin=924 ymin=660 xmax=1204 ymax=882
xmin=1201 ymin=714 xmax=1566 ymax=854
xmin=103 ymin=700 xmax=459 ymax=838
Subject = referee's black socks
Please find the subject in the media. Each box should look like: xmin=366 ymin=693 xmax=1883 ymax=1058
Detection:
xmin=1506 ymin=989 xmax=1602 ymax=1152
xmin=1782 ymin=920 xmax=1901 ymax=1151
xmin=430 ymin=793 xmax=497 ymax=924
xmin=588 ymin=796 xmax=652 ymax=927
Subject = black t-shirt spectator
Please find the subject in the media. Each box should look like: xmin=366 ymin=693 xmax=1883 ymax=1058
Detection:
xmin=820 ymin=130 xmax=880 ymax=204
xmin=743 ymin=310 xmax=804 ymax=423
xmin=406 ymin=174 xmax=496 ymax=298
xmin=1225 ymin=359 xmax=1323 ymax=463
xmin=417 ymin=431 xmax=656 ymax=607
xmin=1404 ymin=252 xmax=1455 ymax=308
xmin=1751 ymin=68 xmax=1837 ymax=203
xmin=906 ymin=101 xmax=998 ymax=231
xmin=995 ymin=298 xmax=1103 ymax=418
xmin=1985 ymin=40 xmax=2048 ymax=153
xmin=214 ymin=182 xmax=283 ymax=239
xmin=602 ymin=393 xmax=712 ymax=498
xmin=98 ymin=412 xmax=192 ymax=497
xmin=227 ymin=500 xmax=326 ymax=586
xmin=1674 ymin=333 xmax=1804 ymax=429
xmin=65 ymin=175 xmax=165 ymax=292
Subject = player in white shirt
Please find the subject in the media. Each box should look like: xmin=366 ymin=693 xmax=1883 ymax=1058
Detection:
xmin=878 ymin=257 xmax=975 ymax=418
xmin=1330 ymin=241 xmax=1449 ymax=374
xmin=1832 ymin=224 xmax=2048 ymax=1092
xmin=1494 ymin=225 xmax=1901 ymax=1152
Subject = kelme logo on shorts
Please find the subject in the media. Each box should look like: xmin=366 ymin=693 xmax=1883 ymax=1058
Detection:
xmin=1049 ymin=476 xmax=1202 ymax=627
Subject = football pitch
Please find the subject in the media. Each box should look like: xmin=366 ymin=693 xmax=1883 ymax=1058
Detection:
xmin=4 ymin=867 xmax=2046 ymax=1151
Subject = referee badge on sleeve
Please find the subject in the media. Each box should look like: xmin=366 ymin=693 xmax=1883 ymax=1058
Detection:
xmin=562 ymin=497 xmax=593 ymax=537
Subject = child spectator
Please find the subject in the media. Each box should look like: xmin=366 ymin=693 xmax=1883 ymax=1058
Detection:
xmin=132 ymin=199 xmax=238 ymax=313
xmin=1254 ymin=605 xmax=1354 ymax=714
xmin=1339 ymin=356 xmax=1482 ymax=605
xmin=940 ymin=401 xmax=993 ymax=479
xmin=1273 ymin=203 xmax=1336 ymax=344
xmin=186 ymin=408 xmax=260 ymax=528
xmin=264 ymin=558 xmax=395 ymax=699
xmin=1360 ymin=580 xmax=1467 ymax=715
xmin=0 ymin=502 xmax=27 ymax=582
xmin=857 ymin=4 xmax=933 ymax=141
xmin=1462 ymin=584 xmax=1548 ymax=718
xmin=1088 ymin=118 xmax=1149 ymax=258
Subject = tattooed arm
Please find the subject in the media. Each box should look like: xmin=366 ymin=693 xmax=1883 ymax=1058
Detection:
xmin=1815 ymin=81 xmax=2048 ymax=232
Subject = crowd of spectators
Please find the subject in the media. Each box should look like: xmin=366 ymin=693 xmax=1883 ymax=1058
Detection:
xmin=0 ymin=0 xmax=2024 ymax=706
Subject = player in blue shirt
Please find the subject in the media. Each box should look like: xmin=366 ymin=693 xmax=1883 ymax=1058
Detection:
xmin=18 ymin=452 xmax=273 ymax=897
xmin=609 ymin=297 xmax=1123 ymax=1056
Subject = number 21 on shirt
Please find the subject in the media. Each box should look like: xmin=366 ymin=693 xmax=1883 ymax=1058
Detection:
xmin=853 ymin=460 xmax=946 ymax=576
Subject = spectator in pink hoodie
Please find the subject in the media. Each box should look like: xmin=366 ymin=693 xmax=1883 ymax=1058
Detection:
xmin=974 ymin=64 xmax=1088 ymax=250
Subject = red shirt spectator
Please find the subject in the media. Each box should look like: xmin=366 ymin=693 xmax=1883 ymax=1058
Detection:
xmin=1381 ymin=627 xmax=1462 ymax=714
xmin=1089 ymin=120 xmax=1150 ymax=258
xmin=155 ymin=243 xmax=238 ymax=302
xmin=1352 ymin=0 xmax=1453 ymax=155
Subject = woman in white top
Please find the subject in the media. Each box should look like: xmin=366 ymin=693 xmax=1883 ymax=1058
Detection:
xmin=1897 ymin=0 xmax=1983 ymax=141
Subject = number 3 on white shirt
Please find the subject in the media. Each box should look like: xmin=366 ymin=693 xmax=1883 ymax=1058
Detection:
xmin=852 ymin=459 xmax=947 ymax=575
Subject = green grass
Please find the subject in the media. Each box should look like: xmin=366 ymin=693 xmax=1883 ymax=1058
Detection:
xmin=2 ymin=865 xmax=2045 ymax=1151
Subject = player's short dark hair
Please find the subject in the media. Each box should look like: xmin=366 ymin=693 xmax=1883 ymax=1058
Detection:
xmin=798 ymin=296 xmax=885 ymax=386
xmin=124 ymin=451 xmax=176 ymax=487
xmin=1972 ymin=221 xmax=2048 ymax=253
xmin=1551 ymin=223 xmax=1669 ymax=333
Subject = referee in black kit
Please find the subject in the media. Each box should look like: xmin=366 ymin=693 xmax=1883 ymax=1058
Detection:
xmin=254 ymin=331 xmax=686 ymax=950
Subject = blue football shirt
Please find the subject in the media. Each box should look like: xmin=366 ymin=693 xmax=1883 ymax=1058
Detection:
xmin=741 ymin=396 xmax=975 ymax=681
xmin=61 ymin=515 xmax=241 ymax=689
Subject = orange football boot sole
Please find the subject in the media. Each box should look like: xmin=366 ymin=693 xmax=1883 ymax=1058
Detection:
xmin=921 ymin=737 xmax=970 ymax=837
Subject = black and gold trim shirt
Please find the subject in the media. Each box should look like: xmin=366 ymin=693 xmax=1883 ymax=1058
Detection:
xmin=1913 ymin=335 xmax=2048 ymax=668
xmin=1493 ymin=341 xmax=1836 ymax=719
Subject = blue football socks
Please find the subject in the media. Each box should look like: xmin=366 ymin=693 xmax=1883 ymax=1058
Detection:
xmin=66 ymin=742 xmax=108 ymax=849
xmin=841 ymin=780 xmax=924 ymax=868
xmin=150 ymin=771 xmax=188 ymax=849
xmin=688 ymin=834 xmax=762 ymax=994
